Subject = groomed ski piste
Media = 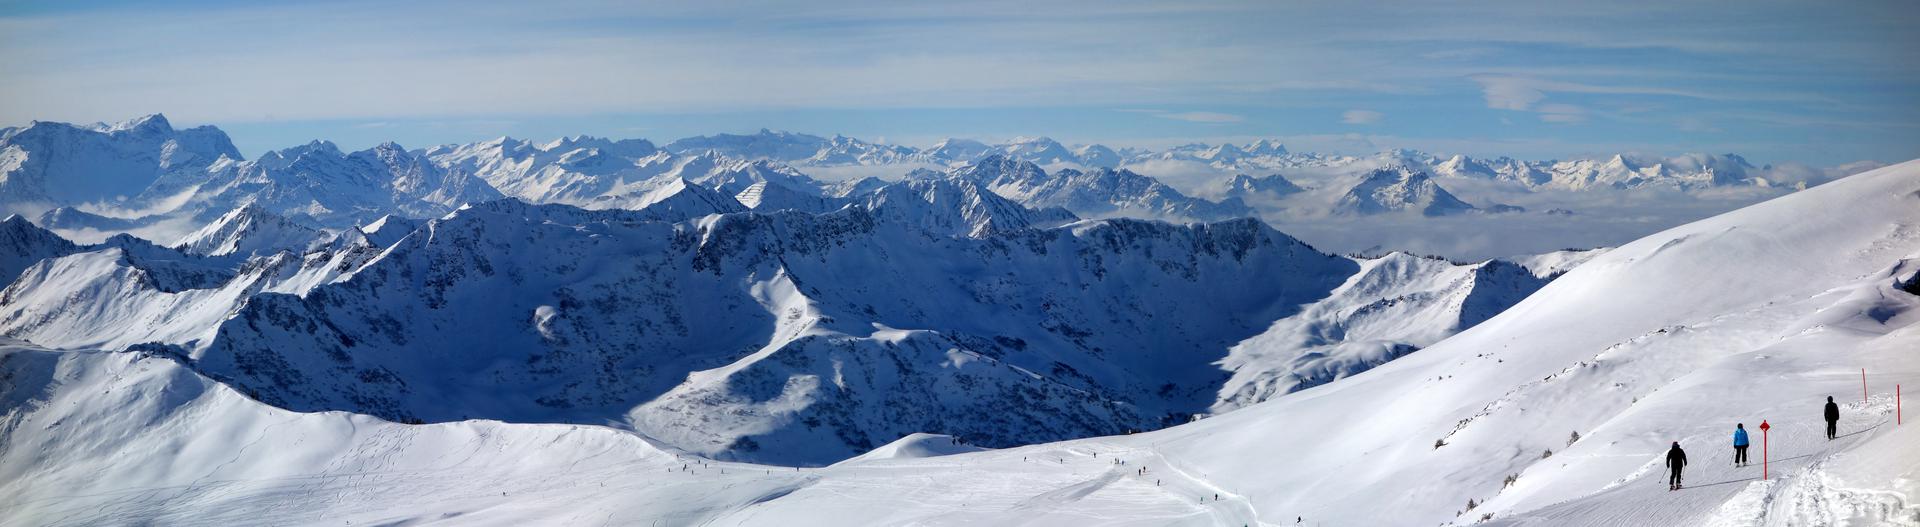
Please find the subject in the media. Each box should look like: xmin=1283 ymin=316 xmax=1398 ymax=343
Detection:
xmin=5 ymin=160 xmax=1920 ymax=526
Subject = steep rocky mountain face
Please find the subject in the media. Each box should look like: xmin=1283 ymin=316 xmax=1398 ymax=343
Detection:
xmin=0 ymin=114 xmax=242 ymax=208
xmin=0 ymin=215 xmax=81 ymax=285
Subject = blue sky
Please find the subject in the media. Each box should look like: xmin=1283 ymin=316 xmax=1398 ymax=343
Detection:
xmin=2 ymin=0 xmax=1915 ymax=165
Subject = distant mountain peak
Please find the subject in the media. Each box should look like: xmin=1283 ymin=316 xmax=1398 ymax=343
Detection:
xmin=1224 ymin=173 xmax=1306 ymax=199
xmin=1336 ymin=165 xmax=1476 ymax=217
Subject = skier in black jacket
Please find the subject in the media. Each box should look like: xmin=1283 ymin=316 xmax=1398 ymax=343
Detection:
xmin=1665 ymin=441 xmax=1687 ymax=491
xmin=1824 ymin=396 xmax=1841 ymax=440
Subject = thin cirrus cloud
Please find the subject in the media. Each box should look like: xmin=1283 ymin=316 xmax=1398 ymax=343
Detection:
xmin=1342 ymin=110 xmax=1384 ymax=125
xmin=0 ymin=0 xmax=1913 ymax=165
xmin=1156 ymin=111 xmax=1247 ymax=123
xmin=1535 ymin=104 xmax=1588 ymax=124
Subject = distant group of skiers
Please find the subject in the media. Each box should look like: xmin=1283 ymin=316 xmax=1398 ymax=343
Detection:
xmin=1665 ymin=396 xmax=1843 ymax=491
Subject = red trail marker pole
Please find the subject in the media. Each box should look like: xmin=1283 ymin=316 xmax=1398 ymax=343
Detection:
xmin=1759 ymin=420 xmax=1771 ymax=480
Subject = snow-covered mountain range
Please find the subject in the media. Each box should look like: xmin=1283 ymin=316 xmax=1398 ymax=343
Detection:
xmin=0 ymin=183 xmax=1573 ymax=464
xmin=1 ymin=114 xmax=1911 ymax=525
xmin=0 ymin=115 xmax=1623 ymax=467
xmin=5 ymin=157 xmax=1914 ymax=526
xmin=5 ymin=115 xmax=1874 ymax=251
xmin=655 ymin=127 xmax=1840 ymax=191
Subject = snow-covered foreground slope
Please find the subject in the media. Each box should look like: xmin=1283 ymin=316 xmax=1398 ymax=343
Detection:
xmin=4 ymin=161 xmax=1917 ymax=525
xmin=1125 ymin=158 xmax=1920 ymax=524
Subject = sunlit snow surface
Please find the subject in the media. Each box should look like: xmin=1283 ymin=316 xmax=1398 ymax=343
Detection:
xmin=5 ymin=161 xmax=1919 ymax=526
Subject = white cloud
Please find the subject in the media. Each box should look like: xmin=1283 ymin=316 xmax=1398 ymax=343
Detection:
xmin=1471 ymin=75 xmax=1547 ymax=111
xmin=1470 ymin=75 xmax=1605 ymax=124
xmin=1155 ymin=111 xmax=1246 ymax=123
xmin=1342 ymin=110 xmax=1384 ymax=125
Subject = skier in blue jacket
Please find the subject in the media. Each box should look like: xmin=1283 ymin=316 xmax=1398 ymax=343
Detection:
xmin=1732 ymin=423 xmax=1750 ymax=467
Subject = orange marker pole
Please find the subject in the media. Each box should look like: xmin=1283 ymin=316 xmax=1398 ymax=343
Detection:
xmin=1758 ymin=420 xmax=1770 ymax=480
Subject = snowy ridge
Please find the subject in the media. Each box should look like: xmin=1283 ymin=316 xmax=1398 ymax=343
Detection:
xmin=585 ymin=177 xmax=751 ymax=218
xmin=838 ymin=433 xmax=989 ymax=463
xmin=0 ymin=231 xmax=384 ymax=352
xmin=856 ymin=176 xmax=1078 ymax=237
xmin=949 ymin=155 xmax=1255 ymax=222
xmin=1501 ymin=247 xmax=1612 ymax=280
xmin=1212 ymin=253 xmax=1552 ymax=412
xmin=172 ymin=203 xmax=324 ymax=257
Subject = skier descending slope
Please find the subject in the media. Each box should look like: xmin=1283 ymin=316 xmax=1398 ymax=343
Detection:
xmin=1824 ymin=396 xmax=1841 ymax=440
xmin=1665 ymin=442 xmax=1688 ymax=491
xmin=1731 ymin=423 xmax=1750 ymax=467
